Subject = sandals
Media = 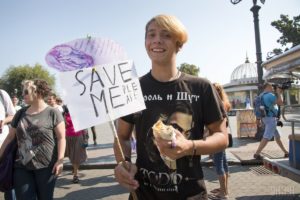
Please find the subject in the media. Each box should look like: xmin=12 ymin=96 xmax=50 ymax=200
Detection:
xmin=208 ymin=193 xmax=229 ymax=200
xmin=253 ymin=154 xmax=264 ymax=160
xmin=210 ymin=188 xmax=221 ymax=194
xmin=72 ymin=175 xmax=79 ymax=184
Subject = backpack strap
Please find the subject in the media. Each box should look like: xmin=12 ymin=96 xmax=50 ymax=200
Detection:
xmin=14 ymin=106 xmax=29 ymax=126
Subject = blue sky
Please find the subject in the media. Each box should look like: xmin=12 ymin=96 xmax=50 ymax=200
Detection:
xmin=0 ymin=0 xmax=299 ymax=88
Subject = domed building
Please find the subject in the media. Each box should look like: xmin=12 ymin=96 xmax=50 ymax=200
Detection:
xmin=224 ymin=52 xmax=300 ymax=110
xmin=223 ymin=56 xmax=259 ymax=109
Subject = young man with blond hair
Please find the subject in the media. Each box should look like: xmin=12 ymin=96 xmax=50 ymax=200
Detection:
xmin=114 ymin=14 xmax=228 ymax=199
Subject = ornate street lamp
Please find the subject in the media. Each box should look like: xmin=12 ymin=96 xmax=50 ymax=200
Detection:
xmin=231 ymin=0 xmax=266 ymax=140
xmin=231 ymin=0 xmax=265 ymax=92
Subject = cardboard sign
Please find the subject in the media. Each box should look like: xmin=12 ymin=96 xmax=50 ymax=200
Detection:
xmin=59 ymin=60 xmax=145 ymax=131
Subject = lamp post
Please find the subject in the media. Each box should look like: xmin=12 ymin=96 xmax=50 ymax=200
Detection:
xmin=231 ymin=0 xmax=265 ymax=92
xmin=231 ymin=0 xmax=266 ymax=140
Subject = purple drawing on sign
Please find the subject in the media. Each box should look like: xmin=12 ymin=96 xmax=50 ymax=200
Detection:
xmin=46 ymin=44 xmax=94 ymax=71
xmin=46 ymin=38 xmax=128 ymax=72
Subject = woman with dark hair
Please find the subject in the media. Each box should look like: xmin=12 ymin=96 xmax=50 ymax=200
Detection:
xmin=0 ymin=79 xmax=66 ymax=200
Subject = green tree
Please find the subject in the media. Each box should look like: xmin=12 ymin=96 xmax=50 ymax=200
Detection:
xmin=0 ymin=64 xmax=55 ymax=98
xmin=270 ymin=14 xmax=300 ymax=56
xmin=178 ymin=63 xmax=200 ymax=76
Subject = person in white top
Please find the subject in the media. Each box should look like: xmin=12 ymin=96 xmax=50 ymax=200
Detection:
xmin=0 ymin=89 xmax=16 ymax=144
xmin=0 ymin=89 xmax=16 ymax=200
xmin=47 ymin=93 xmax=64 ymax=113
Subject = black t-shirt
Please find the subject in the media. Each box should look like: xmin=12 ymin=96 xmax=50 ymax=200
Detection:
xmin=123 ymin=72 xmax=225 ymax=199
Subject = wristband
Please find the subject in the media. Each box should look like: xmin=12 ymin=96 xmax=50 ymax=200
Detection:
xmin=189 ymin=140 xmax=196 ymax=167
xmin=192 ymin=140 xmax=196 ymax=156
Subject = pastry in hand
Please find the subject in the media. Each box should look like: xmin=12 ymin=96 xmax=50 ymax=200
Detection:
xmin=152 ymin=119 xmax=177 ymax=170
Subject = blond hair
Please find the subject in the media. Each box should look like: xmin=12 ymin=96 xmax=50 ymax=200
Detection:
xmin=22 ymin=79 xmax=51 ymax=99
xmin=145 ymin=14 xmax=188 ymax=49
xmin=22 ymin=80 xmax=37 ymax=99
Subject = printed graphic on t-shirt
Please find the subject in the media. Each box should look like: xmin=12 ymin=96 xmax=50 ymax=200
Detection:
xmin=18 ymin=118 xmax=43 ymax=165
xmin=144 ymin=91 xmax=200 ymax=103
xmin=142 ymin=97 xmax=196 ymax=192
xmin=131 ymin=73 xmax=223 ymax=196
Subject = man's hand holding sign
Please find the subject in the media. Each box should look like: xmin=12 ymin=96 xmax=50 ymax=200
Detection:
xmin=46 ymin=37 xmax=145 ymax=200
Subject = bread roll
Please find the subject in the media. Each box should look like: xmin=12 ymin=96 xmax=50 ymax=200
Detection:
xmin=152 ymin=119 xmax=177 ymax=170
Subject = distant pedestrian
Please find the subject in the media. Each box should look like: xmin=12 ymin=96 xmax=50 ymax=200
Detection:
xmin=90 ymin=126 xmax=97 ymax=145
xmin=47 ymin=93 xmax=64 ymax=113
xmin=245 ymin=96 xmax=251 ymax=109
xmin=0 ymin=89 xmax=16 ymax=200
xmin=63 ymin=105 xmax=87 ymax=183
xmin=254 ymin=82 xmax=289 ymax=160
xmin=208 ymin=83 xmax=230 ymax=200
xmin=11 ymin=95 xmax=22 ymax=111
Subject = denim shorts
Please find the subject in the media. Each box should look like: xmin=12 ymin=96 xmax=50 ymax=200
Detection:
xmin=262 ymin=117 xmax=280 ymax=140
xmin=212 ymin=150 xmax=228 ymax=175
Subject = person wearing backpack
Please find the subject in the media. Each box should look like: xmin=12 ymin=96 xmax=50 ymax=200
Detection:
xmin=253 ymin=82 xmax=289 ymax=160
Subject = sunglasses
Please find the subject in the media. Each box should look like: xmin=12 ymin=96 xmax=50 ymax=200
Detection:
xmin=22 ymin=89 xmax=29 ymax=96
xmin=170 ymin=122 xmax=192 ymax=136
xmin=170 ymin=123 xmax=184 ymax=133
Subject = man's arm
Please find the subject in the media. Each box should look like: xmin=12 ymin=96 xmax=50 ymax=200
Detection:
xmin=200 ymin=118 xmax=228 ymax=154
xmin=114 ymin=118 xmax=134 ymax=163
xmin=114 ymin=118 xmax=139 ymax=191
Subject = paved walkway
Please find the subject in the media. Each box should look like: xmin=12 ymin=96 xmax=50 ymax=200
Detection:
xmin=1 ymin=116 xmax=300 ymax=199
xmin=65 ymin=116 xmax=296 ymax=169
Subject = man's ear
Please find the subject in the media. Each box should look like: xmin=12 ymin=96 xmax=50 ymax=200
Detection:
xmin=176 ymin=41 xmax=182 ymax=53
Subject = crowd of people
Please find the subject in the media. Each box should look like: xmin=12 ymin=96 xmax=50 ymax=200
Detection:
xmin=0 ymin=14 xmax=290 ymax=200
xmin=0 ymin=80 xmax=98 ymax=200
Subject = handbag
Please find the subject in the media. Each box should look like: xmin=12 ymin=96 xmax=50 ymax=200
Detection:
xmin=227 ymin=116 xmax=233 ymax=148
xmin=0 ymin=106 xmax=27 ymax=192
xmin=0 ymin=138 xmax=17 ymax=192
xmin=228 ymin=133 xmax=233 ymax=148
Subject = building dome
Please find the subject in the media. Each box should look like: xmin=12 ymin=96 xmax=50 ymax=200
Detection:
xmin=230 ymin=57 xmax=258 ymax=84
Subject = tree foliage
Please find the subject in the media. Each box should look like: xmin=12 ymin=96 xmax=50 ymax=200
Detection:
xmin=178 ymin=63 xmax=200 ymax=76
xmin=0 ymin=64 xmax=55 ymax=98
xmin=270 ymin=14 xmax=300 ymax=56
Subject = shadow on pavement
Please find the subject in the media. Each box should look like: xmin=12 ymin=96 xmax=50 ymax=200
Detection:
xmin=231 ymin=137 xmax=258 ymax=148
xmin=87 ymin=143 xmax=113 ymax=150
xmin=203 ymin=166 xmax=251 ymax=183
xmin=86 ymin=154 xmax=116 ymax=164
xmin=55 ymin=173 xmax=128 ymax=200
xmin=54 ymin=185 xmax=127 ymax=200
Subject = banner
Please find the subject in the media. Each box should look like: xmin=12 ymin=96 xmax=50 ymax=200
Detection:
xmin=59 ymin=60 xmax=145 ymax=131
